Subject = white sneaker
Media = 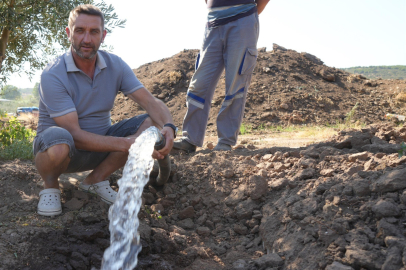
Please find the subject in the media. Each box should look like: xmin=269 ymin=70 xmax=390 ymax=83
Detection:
xmin=78 ymin=180 xmax=117 ymax=205
xmin=37 ymin=188 xmax=62 ymax=216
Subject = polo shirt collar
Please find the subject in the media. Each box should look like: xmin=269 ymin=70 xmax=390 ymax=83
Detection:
xmin=64 ymin=48 xmax=107 ymax=72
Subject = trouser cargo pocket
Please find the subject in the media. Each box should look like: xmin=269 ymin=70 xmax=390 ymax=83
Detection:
xmin=238 ymin=48 xmax=258 ymax=75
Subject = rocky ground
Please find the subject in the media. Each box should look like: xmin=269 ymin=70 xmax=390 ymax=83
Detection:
xmin=1 ymin=123 xmax=406 ymax=270
xmin=1 ymin=46 xmax=406 ymax=270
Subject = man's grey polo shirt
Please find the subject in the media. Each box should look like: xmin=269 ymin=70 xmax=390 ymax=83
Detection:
xmin=37 ymin=50 xmax=144 ymax=135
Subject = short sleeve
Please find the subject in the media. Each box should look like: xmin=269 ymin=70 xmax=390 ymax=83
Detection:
xmin=119 ymin=59 xmax=144 ymax=95
xmin=40 ymin=71 xmax=76 ymax=118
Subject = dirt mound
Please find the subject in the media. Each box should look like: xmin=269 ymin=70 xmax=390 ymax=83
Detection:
xmin=111 ymin=44 xmax=406 ymax=131
xmin=1 ymin=123 xmax=406 ymax=270
xmin=2 ymin=46 xmax=406 ymax=270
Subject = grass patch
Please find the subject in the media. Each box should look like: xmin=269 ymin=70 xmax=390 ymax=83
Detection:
xmin=264 ymin=125 xmax=338 ymax=140
xmin=0 ymin=140 xmax=35 ymax=160
xmin=239 ymin=123 xmax=253 ymax=135
xmin=294 ymin=126 xmax=336 ymax=140
xmin=268 ymin=125 xmax=301 ymax=133
xmin=240 ymin=121 xmax=367 ymax=142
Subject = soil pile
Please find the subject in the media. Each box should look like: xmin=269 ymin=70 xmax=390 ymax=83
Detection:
xmin=1 ymin=123 xmax=406 ymax=270
xmin=2 ymin=46 xmax=406 ymax=270
xmin=111 ymin=44 xmax=406 ymax=131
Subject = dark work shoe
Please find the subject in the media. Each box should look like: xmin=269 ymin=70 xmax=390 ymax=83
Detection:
xmin=173 ymin=138 xmax=197 ymax=153
xmin=213 ymin=143 xmax=232 ymax=151
xmin=156 ymin=155 xmax=171 ymax=186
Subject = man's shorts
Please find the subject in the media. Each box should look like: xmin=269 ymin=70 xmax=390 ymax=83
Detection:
xmin=33 ymin=114 xmax=149 ymax=173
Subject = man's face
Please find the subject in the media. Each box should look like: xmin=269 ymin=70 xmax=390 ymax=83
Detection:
xmin=66 ymin=14 xmax=107 ymax=60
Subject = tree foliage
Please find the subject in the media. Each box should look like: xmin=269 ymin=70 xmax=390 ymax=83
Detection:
xmin=0 ymin=0 xmax=126 ymax=84
xmin=342 ymin=65 xmax=406 ymax=80
xmin=0 ymin=84 xmax=21 ymax=99
xmin=32 ymin=82 xmax=39 ymax=101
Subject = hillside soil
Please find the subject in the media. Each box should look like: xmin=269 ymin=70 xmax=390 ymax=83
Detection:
xmin=112 ymin=44 xmax=406 ymax=132
xmin=1 ymin=45 xmax=406 ymax=270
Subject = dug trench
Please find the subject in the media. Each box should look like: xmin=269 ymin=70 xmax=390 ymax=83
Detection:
xmin=1 ymin=45 xmax=406 ymax=270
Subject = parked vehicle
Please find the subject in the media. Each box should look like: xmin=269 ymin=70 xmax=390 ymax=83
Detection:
xmin=16 ymin=107 xmax=39 ymax=116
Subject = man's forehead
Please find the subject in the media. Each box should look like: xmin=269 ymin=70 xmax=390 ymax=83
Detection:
xmin=72 ymin=14 xmax=102 ymax=28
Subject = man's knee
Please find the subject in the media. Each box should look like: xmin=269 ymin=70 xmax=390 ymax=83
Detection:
xmin=33 ymin=126 xmax=74 ymax=157
xmin=47 ymin=144 xmax=70 ymax=160
xmin=36 ymin=143 xmax=70 ymax=164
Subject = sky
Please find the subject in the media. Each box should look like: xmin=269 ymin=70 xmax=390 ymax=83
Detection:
xmin=6 ymin=0 xmax=406 ymax=89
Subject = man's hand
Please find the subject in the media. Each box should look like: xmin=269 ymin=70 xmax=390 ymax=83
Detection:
xmin=128 ymin=87 xmax=175 ymax=159
xmin=152 ymin=126 xmax=174 ymax=159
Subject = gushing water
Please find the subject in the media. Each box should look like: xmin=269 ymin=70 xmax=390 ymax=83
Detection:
xmin=101 ymin=126 xmax=163 ymax=270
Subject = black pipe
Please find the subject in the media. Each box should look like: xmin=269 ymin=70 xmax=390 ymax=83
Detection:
xmin=154 ymin=133 xmax=171 ymax=186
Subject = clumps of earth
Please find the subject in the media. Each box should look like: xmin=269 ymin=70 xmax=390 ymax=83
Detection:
xmin=1 ymin=123 xmax=406 ymax=270
xmin=2 ymin=46 xmax=406 ymax=270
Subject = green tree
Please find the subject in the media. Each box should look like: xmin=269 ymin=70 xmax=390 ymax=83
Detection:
xmin=0 ymin=0 xmax=126 ymax=83
xmin=32 ymin=82 xmax=39 ymax=101
xmin=0 ymin=84 xmax=21 ymax=99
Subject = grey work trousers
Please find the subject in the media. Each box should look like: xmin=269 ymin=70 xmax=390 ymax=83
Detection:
xmin=182 ymin=12 xmax=259 ymax=147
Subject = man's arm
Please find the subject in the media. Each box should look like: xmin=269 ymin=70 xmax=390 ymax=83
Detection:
xmin=256 ymin=0 xmax=270 ymax=15
xmin=128 ymin=87 xmax=175 ymax=155
xmin=53 ymin=112 xmax=133 ymax=153
xmin=53 ymin=87 xmax=175 ymax=157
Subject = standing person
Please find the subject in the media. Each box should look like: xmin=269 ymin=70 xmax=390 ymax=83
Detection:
xmin=173 ymin=0 xmax=270 ymax=153
xmin=33 ymin=4 xmax=177 ymax=216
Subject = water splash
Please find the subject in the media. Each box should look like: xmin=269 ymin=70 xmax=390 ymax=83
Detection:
xmin=101 ymin=126 xmax=163 ymax=270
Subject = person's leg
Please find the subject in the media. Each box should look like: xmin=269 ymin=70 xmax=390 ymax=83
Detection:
xmin=33 ymin=126 xmax=76 ymax=188
xmin=216 ymin=13 xmax=259 ymax=147
xmin=179 ymin=25 xmax=225 ymax=147
xmin=74 ymin=114 xmax=154 ymax=204
xmin=33 ymin=126 xmax=76 ymax=216
xmin=82 ymin=116 xmax=154 ymax=185
xmin=35 ymin=144 xmax=70 ymax=189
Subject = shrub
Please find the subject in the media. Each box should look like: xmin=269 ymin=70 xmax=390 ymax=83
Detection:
xmin=168 ymin=70 xmax=183 ymax=83
xmin=345 ymin=102 xmax=359 ymax=124
xmin=0 ymin=116 xmax=36 ymax=160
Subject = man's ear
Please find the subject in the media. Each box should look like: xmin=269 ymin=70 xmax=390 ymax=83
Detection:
xmin=101 ymin=29 xmax=107 ymax=43
xmin=66 ymin=27 xmax=71 ymax=41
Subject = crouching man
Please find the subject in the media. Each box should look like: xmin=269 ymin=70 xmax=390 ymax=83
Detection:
xmin=33 ymin=4 xmax=177 ymax=216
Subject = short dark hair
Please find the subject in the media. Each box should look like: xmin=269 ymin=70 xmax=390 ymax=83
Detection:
xmin=68 ymin=4 xmax=104 ymax=30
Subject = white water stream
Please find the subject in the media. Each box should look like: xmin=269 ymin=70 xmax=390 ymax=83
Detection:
xmin=101 ymin=126 xmax=162 ymax=270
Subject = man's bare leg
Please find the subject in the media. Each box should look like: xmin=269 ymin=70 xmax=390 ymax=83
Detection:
xmin=35 ymin=144 xmax=71 ymax=189
xmin=82 ymin=117 xmax=158 ymax=185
